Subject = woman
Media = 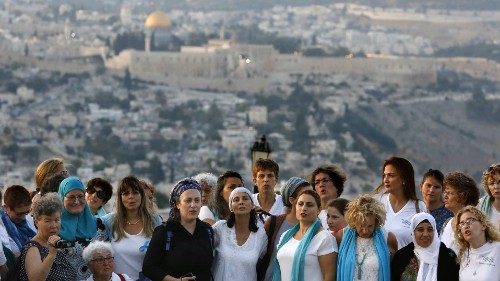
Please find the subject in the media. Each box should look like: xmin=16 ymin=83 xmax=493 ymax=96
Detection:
xmin=86 ymin=177 xmax=113 ymax=218
xmin=336 ymin=194 xmax=397 ymax=281
xmin=16 ymin=193 xmax=76 ymax=280
xmin=326 ymin=198 xmax=349 ymax=235
xmin=100 ymin=176 xmax=161 ymax=281
xmin=140 ymin=180 xmax=159 ymax=215
xmin=212 ymin=187 xmax=267 ymax=281
xmin=391 ymin=212 xmax=459 ymax=281
xmin=419 ymin=169 xmax=453 ymax=235
xmin=440 ymin=172 xmax=480 ymax=253
xmin=454 ymin=206 xmax=500 ymax=280
xmin=274 ymin=189 xmax=337 ymax=281
xmin=83 ymin=241 xmax=133 ymax=281
xmin=31 ymin=158 xmax=69 ymax=211
xmin=375 ymin=156 xmax=427 ymax=249
xmin=193 ymin=172 xmax=218 ymax=206
xmin=58 ymin=176 xmax=98 ymax=280
xmin=261 ymin=177 xmax=313 ymax=281
xmin=478 ymin=164 xmax=500 ymax=230
xmin=199 ymin=170 xmax=243 ymax=225
xmin=143 ymin=178 xmax=214 ymax=281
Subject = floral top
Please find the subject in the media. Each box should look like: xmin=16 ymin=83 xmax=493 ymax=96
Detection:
xmin=400 ymin=255 xmax=418 ymax=281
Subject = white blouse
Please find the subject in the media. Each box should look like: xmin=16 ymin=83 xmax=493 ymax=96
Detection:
xmin=276 ymin=230 xmax=337 ymax=281
xmin=212 ymin=220 xmax=267 ymax=281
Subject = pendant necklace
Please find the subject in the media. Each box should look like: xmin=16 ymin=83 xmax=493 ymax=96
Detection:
xmin=126 ymin=218 xmax=141 ymax=225
xmin=356 ymin=252 xmax=367 ymax=280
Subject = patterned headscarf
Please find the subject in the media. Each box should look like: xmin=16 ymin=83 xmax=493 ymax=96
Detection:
xmin=169 ymin=178 xmax=202 ymax=220
xmin=280 ymin=177 xmax=309 ymax=208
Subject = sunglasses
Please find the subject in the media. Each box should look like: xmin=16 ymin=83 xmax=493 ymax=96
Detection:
xmin=86 ymin=187 xmax=105 ymax=200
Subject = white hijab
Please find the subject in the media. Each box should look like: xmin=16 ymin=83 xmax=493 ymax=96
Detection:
xmin=410 ymin=212 xmax=440 ymax=281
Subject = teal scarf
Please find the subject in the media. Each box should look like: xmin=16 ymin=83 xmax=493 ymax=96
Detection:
xmin=337 ymin=227 xmax=390 ymax=281
xmin=272 ymin=218 xmax=321 ymax=281
xmin=58 ymin=177 xmax=97 ymax=241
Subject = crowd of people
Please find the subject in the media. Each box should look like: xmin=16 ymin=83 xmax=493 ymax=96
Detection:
xmin=0 ymin=157 xmax=499 ymax=281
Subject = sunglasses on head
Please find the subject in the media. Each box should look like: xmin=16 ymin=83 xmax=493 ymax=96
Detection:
xmin=86 ymin=187 xmax=105 ymax=200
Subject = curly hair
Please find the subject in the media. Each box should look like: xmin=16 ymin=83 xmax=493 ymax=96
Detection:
xmin=454 ymin=205 xmax=500 ymax=261
xmin=482 ymin=164 xmax=500 ymax=199
xmin=31 ymin=192 xmax=63 ymax=220
xmin=444 ymin=172 xmax=480 ymax=207
xmin=310 ymin=165 xmax=347 ymax=197
xmin=345 ymin=194 xmax=386 ymax=229
xmin=82 ymin=241 xmax=114 ymax=263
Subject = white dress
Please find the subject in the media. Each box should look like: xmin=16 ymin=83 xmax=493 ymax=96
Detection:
xmin=459 ymin=241 xmax=500 ymax=281
xmin=376 ymin=193 xmax=427 ymax=249
xmin=276 ymin=230 xmax=337 ymax=281
xmin=212 ymin=220 xmax=267 ymax=281
xmin=440 ymin=219 xmax=458 ymax=254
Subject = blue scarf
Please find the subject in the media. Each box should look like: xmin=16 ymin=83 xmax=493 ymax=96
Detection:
xmin=58 ymin=177 xmax=97 ymax=241
xmin=1 ymin=211 xmax=36 ymax=250
xmin=272 ymin=218 xmax=321 ymax=281
xmin=337 ymin=227 xmax=390 ymax=281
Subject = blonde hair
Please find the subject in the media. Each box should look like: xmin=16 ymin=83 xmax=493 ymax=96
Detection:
xmin=34 ymin=158 xmax=64 ymax=189
xmin=454 ymin=205 xmax=500 ymax=261
xmin=345 ymin=194 xmax=386 ymax=229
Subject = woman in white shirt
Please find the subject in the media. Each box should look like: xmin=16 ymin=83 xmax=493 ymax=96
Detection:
xmin=454 ymin=205 xmax=500 ymax=281
xmin=212 ymin=187 xmax=267 ymax=281
xmin=440 ymin=172 xmax=480 ymax=253
xmin=100 ymin=176 xmax=161 ymax=281
xmin=375 ymin=157 xmax=427 ymax=249
xmin=274 ymin=189 xmax=337 ymax=281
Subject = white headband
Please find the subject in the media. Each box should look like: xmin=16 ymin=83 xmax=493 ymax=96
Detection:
xmin=228 ymin=187 xmax=254 ymax=209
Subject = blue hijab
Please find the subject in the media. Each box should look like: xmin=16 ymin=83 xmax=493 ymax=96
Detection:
xmin=272 ymin=218 xmax=322 ymax=281
xmin=337 ymin=226 xmax=390 ymax=281
xmin=58 ymin=177 xmax=97 ymax=241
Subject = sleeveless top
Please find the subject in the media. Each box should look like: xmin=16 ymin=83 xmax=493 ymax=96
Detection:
xmin=19 ymin=240 xmax=77 ymax=281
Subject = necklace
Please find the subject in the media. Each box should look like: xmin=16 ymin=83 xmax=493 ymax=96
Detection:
xmin=356 ymin=252 xmax=367 ymax=280
xmin=126 ymin=218 xmax=141 ymax=225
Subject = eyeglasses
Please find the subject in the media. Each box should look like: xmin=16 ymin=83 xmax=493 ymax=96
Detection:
xmin=458 ymin=217 xmax=479 ymax=229
xmin=86 ymin=187 xmax=105 ymax=200
xmin=65 ymin=195 xmax=85 ymax=202
xmin=90 ymin=256 xmax=114 ymax=264
xmin=314 ymin=177 xmax=332 ymax=186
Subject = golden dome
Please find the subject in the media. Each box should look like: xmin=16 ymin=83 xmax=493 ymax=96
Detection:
xmin=145 ymin=11 xmax=171 ymax=29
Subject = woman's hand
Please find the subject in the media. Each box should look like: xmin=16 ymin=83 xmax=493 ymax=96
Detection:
xmin=47 ymin=235 xmax=61 ymax=255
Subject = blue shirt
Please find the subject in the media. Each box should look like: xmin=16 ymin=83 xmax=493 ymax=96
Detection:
xmin=429 ymin=205 xmax=453 ymax=235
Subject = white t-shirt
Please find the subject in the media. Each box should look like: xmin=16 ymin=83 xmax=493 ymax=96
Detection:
xmin=276 ymin=230 xmax=338 ymax=281
xmin=252 ymin=193 xmax=286 ymax=217
xmin=86 ymin=272 xmax=134 ymax=281
xmin=212 ymin=220 xmax=267 ymax=281
xmin=318 ymin=210 xmax=328 ymax=230
xmin=111 ymin=230 xmax=151 ymax=280
xmin=199 ymin=206 xmax=216 ymax=221
xmin=376 ymin=193 xmax=427 ymax=249
xmin=440 ymin=219 xmax=458 ymax=254
xmin=459 ymin=241 xmax=500 ymax=281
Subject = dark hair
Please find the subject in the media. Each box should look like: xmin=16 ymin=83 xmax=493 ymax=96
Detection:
xmin=443 ymin=171 xmax=480 ymax=207
xmin=87 ymin=177 xmax=113 ymax=203
xmin=40 ymin=174 xmax=66 ymax=195
xmin=377 ymin=156 xmax=417 ymax=200
xmin=31 ymin=193 xmax=63 ymax=220
xmin=296 ymin=189 xmax=321 ymax=209
xmin=4 ymin=185 xmax=32 ymax=208
xmin=252 ymin=158 xmax=279 ymax=179
xmin=421 ymin=169 xmax=444 ymax=186
xmin=327 ymin=198 xmax=350 ymax=216
xmin=211 ymin=170 xmax=243 ymax=220
xmin=310 ymin=165 xmax=347 ymax=197
xmin=226 ymin=209 xmax=259 ymax=232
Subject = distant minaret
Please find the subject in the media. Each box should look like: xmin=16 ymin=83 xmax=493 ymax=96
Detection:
xmin=145 ymin=29 xmax=151 ymax=52
xmin=219 ymin=24 xmax=225 ymax=40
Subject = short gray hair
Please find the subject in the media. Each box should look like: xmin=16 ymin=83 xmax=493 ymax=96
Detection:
xmin=193 ymin=172 xmax=218 ymax=189
xmin=32 ymin=192 xmax=62 ymax=220
xmin=82 ymin=241 xmax=114 ymax=263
